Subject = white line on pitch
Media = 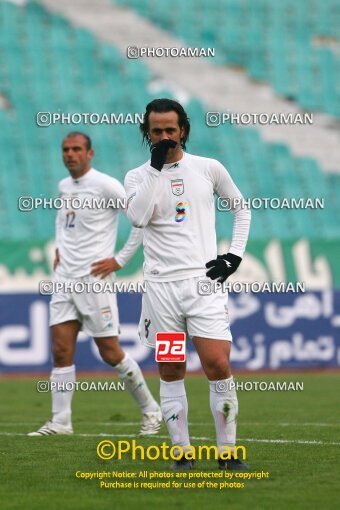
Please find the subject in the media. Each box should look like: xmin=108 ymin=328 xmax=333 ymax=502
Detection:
xmin=1 ymin=421 xmax=339 ymax=427
xmin=238 ymin=438 xmax=340 ymax=446
xmin=279 ymin=423 xmax=340 ymax=427
xmin=1 ymin=431 xmax=340 ymax=445
xmin=95 ymin=422 xmax=340 ymax=428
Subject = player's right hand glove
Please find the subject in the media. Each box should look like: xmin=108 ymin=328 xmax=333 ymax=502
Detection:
xmin=205 ymin=253 xmax=242 ymax=283
xmin=150 ymin=139 xmax=177 ymax=171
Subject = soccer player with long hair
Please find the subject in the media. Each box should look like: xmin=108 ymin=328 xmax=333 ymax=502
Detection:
xmin=125 ymin=99 xmax=251 ymax=470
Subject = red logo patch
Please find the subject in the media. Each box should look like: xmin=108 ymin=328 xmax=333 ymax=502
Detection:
xmin=155 ymin=332 xmax=186 ymax=362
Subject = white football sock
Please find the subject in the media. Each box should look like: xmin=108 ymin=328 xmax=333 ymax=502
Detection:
xmin=160 ymin=379 xmax=190 ymax=455
xmin=51 ymin=365 xmax=75 ymax=427
xmin=115 ymin=353 xmax=159 ymax=413
xmin=209 ymin=376 xmax=238 ymax=455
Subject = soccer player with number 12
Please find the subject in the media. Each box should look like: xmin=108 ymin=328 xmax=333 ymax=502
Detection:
xmin=29 ymin=132 xmax=162 ymax=437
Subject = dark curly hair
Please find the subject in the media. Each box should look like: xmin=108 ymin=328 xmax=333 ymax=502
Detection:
xmin=140 ymin=98 xmax=190 ymax=150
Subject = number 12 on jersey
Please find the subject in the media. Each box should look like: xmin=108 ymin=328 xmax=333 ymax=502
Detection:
xmin=65 ymin=211 xmax=76 ymax=228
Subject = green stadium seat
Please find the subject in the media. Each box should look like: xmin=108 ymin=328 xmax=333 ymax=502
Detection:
xmin=113 ymin=0 xmax=340 ymax=118
xmin=0 ymin=0 xmax=338 ymax=247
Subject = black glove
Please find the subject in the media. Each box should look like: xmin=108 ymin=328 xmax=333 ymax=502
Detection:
xmin=205 ymin=253 xmax=242 ymax=283
xmin=150 ymin=139 xmax=177 ymax=171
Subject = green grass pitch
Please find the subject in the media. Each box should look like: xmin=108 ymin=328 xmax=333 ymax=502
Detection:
xmin=1 ymin=373 xmax=339 ymax=510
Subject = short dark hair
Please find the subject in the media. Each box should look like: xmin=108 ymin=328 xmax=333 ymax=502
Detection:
xmin=63 ymin=131 xmax=92 ymax=150
xmin=140 ymin=98 xmax=190 ymax=150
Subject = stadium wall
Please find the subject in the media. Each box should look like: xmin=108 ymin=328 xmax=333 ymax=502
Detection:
xmin=0 ymin=291 xmax=339 ymax=373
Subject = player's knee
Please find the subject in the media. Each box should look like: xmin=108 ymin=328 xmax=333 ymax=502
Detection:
xmin=204 ymin=357 xmax=230 ymax=379
xmin=98 ymin=344 xmax=124 ymax=366
xmin=52 ymin=340 xmax=73 ymax=365
xmin=100 ymin=351 xmax=123 ymax=366
xmin=159 ymin=362 xmax=186 ymax=381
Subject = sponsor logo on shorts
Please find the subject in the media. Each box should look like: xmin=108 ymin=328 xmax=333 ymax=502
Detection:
xmin=175 ymin=201 xmax=188 ymax=222
xmin=171 ymin=178 xmax=184 ymax=196
xmin=155 ymin=332 xmax=186 ymax=362
xmin=101 ymin=307 xmax=112 ymax=322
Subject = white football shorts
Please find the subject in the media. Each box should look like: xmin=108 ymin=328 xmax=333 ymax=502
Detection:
xmin=139 ymin=276 xmax=232 ymax=347
xmin=49 ymin=273 xmax=120 ymax=337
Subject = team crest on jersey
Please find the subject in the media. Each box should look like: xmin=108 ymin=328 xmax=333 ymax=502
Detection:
xmin=171 ymin=179 xmax=184 ymax=196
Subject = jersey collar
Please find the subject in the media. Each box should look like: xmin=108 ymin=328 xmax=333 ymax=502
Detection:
xmin=161 ymin=152 xmax=187 ymax=171
xmin=72 ymin=167 xmax=94 ymax=183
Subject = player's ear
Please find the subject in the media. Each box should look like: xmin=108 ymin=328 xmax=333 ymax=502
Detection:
xmin=88 ymin=148 xmax=94 ymax=159
xmin=179 ymin=126 xmax=185 ymax=141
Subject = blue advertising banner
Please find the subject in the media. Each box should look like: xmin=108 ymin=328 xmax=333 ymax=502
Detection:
xmin=0 ymin=291 xmax=339 ymax=373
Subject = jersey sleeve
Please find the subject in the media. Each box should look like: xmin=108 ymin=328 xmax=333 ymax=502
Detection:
xmin=210 ymin=159 xmax=251 ymax=258
xmin=115 ymin=226 xmax=143 ymax=267
xmin=99 ymin=175 xmax=143 ymax=267
xmin=102 ymin=175 xmax=126 ymax=203
xmin=124 ymin=166 xmax=161 ymax=228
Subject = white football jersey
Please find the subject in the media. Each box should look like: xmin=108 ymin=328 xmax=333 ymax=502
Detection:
xmin=125 ymin=152 xmax=251 ymax=282
xmin=55 ymin=168 xmax=142 ymax=278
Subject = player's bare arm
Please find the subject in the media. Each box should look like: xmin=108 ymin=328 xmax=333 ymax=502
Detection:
xmin=53 ymin=249 xmax=60 ymax=271
xmin=90 ymin=257 xmax=122 ymax=278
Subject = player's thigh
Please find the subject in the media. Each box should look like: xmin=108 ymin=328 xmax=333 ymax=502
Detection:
xmin=74 ymin=274 xmax=120 ymax=338
xmin=49 ymin=278 xmax=82 ymax=329
xmin=51 ymin=320 xmax=81 ymax=365
xmin=94 ymin=335 xmax=124 ymax=366
xmin=139 ymin=280 xmax=185 ymax=347
xmin=185 ymin=278 xmax=232 ymax=379
xmin=192 ymin=337 xmax=231 ymax=379
xmin=186 ymin=277 xmax=232 ymax=343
